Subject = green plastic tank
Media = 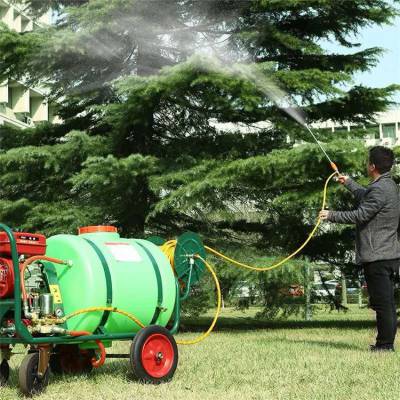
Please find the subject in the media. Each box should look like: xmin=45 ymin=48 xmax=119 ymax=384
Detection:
xmin=43 ymin=226 xmax=176 ymax=335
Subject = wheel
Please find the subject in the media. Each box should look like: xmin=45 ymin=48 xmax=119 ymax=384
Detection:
xmin=130 ymin=325 xmax=178 ymax=384
xmin=0 ymin=359 xmax=10 ymax=386
xmin=19 ymin=352 xmax=50 ymax=397
xmin=50 ymin=345 xmax=94 ymax=375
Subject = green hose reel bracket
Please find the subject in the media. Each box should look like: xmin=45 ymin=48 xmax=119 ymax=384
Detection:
xmin=174 ymin=232 xmax=206 ymax=288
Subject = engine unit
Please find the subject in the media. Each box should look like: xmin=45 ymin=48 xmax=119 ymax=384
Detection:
xmin=0 ymin=232 xmax=47 ymax=298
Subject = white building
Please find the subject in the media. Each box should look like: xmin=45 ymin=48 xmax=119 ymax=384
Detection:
xmin=315 ymin=108 xmax=400 ymax=148
xmin=0 ymin=0 xmax=58 ymax=129
xmin=214 ymin=107 xmax=400 ymax=148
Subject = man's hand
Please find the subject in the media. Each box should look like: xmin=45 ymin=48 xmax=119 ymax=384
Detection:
xmin=319 ymin=210 xmax=330 ymax=220
xmin=335 ymin=174 xmax=349 ymax=185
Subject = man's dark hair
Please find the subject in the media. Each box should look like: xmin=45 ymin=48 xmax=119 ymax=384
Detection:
xmin=369 ymin=146 xmax=395 ymax=174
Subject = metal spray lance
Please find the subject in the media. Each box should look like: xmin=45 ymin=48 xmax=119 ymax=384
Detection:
xmin=304 ymin=124 xmax=340 ymax=174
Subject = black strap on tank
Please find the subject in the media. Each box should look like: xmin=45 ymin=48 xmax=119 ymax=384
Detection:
xmin=136 ymin=242 xmax=163 ymax=324
xmin=83 ymin=238 xmax=113 ymax=329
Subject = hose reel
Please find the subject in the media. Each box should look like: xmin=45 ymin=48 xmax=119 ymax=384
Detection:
xmin=173 ymin=232 xmax=206 ymax=287
xmin=150 ymin=232 xmax=206 ymax=296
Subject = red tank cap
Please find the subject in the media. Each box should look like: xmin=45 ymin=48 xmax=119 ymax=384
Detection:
xmin=78 ymin=226 xmax=118 ymax=235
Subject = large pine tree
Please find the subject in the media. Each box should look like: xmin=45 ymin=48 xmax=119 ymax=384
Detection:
xmin=0 ymin=0 xmax=398 ymax=274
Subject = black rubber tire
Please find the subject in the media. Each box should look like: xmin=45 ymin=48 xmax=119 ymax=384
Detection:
xmin=130 ymin=325 xmax=178 ymax=384
xmin=0 ymin=359 xmax=10 ymax=386
xmin=50 ymin=345 xmax=94 ymax=375
xmin=19 ymin=352 xmax=50 ymax=397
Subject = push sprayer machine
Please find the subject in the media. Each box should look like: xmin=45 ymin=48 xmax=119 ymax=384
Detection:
xmin=0 ymin=124 xmax=339 ymax=396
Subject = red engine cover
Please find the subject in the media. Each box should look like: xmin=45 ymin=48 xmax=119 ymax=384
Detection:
xmin=0 ymin=232 xmax=46 ymax=257
xmin=0 ymin=231 xmax=47 ymax=298
xmin=0 ymin=258 xmax=14 ymax=298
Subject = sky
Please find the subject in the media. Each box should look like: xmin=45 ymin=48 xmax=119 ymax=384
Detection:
xmin=323 ymin=13 xmax=400 ymax=103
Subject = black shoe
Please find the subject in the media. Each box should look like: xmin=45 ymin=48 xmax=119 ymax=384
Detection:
xmin=369 ymin=344 xmax=395 ymax=352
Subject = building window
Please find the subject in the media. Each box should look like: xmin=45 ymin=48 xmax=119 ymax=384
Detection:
xmin=382 ymin=123 xmax=396 ymax=139
xmin=365 ymin=125 xmax=380 ymax=140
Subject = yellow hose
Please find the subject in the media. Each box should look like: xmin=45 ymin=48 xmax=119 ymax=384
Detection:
xmin=204 ymin=171 xmax=337 ymax=271
xmin=159 ymin=171 xmax=336 ymax=345
xmin=62 ymin=172 xmax=336 ymax=347
xmin=62 ymin=306 xmax=145 ymax=329
xmin=175 ymin=255 xmax=221 ymax=345
xmin=160 ymin=240 xmax=177 ymax=271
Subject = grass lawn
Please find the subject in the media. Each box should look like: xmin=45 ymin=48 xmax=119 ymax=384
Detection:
xmin=1 ymin=305 xmax=399 ymax=400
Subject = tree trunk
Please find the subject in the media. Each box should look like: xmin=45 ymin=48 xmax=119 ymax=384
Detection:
xmin=341 ymin=274 xmax=348 ymax=307
xmin=304 ymin=263 xmax=313 ymax=321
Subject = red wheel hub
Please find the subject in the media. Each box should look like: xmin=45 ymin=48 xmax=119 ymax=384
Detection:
xmin=141 ymin=333 xmax=174 ymax=378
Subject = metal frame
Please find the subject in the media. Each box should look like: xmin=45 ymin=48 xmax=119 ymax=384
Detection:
xmin=0 ymin=223 xmax=181 ymax=346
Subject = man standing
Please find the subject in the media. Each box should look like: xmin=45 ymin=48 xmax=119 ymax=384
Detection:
xmin=320 ymin=146 xmax=400 ymax=352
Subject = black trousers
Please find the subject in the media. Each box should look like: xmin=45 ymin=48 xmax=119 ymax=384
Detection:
xmin=363 ymin=259 xmax=399 ymax=346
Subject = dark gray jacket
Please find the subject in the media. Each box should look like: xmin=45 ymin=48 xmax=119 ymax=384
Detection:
xmin=328 ymin=172 xmax=400 ymax=264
